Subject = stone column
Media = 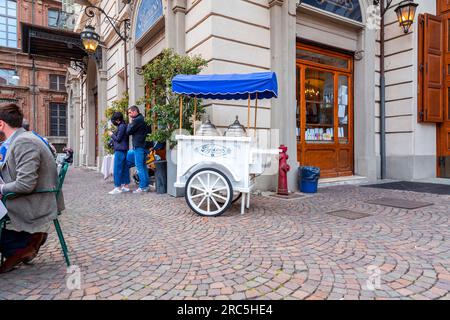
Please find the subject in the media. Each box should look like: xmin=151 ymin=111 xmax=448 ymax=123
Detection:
xmin=85 ymin=60 xmax=97 ymax=167
xmin=97 ymin=68 xmax=108 ymax=165
xmin=354 ymin=28 xmax=377 ymax=181
xmin=165 ymin=0 xmax=186 ymax=54
xmin=269 ymin=0 xmax=298 ymax=192
xmin=73 ymin=82 xmax=81 ymax=167
xmin=166 ymin=0 xmax=187 ymax=197
xmin=172 ymin=0 xmax=187 ymax=54
xmin=67 ymin=77 xmax=82 ymax=166
xmin=129 ymin=40 xmax=145 ymax=106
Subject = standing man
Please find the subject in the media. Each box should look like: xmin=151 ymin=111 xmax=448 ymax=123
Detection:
xmin=0 ymin=103 xmax=64 ymax=273
xmin=127 ymin=105 xmax=150 ymax=193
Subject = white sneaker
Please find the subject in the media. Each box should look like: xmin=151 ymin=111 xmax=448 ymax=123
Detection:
xmin=108 ymin=187 xmax=122 ymax=195
xmin=133 ymin=187 xmax=149 ymax=194
xmin=121 ymin=187 xmax=131 ymax=193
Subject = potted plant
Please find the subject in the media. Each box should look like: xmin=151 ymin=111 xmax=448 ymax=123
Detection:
xmin=140 ymin=49 xmax=208 ymax=197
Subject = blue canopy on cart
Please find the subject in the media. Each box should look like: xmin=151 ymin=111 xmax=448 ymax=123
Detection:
xmin=172 ymin=72 xmax=278 ymax=100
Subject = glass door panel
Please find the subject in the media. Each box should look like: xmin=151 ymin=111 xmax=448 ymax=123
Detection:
xmin=338 ymin=75 xmax=349 ymax=144
xmin=305 ymin=69 xmax=334 ymax=143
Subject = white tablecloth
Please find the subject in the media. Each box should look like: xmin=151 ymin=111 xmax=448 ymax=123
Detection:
xmin=101 ymin=155 xmax=114 ymax=180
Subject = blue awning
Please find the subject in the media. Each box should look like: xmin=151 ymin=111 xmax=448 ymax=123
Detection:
xmin=172 ymin=72 xmax=278 ymax=100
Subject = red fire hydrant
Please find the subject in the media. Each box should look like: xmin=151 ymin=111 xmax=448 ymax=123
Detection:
xmin=278 ymin=144 xmax=290 ymax=195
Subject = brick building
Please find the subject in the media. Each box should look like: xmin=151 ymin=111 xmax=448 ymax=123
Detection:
xmin=0 ymin=0 xmax=69 ymax=151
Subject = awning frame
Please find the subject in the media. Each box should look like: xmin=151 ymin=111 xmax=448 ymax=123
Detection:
xmin=172 ymin=72 xmax=278 ymax=135
xmin=21 ymin=23 xmax=102 ymax=68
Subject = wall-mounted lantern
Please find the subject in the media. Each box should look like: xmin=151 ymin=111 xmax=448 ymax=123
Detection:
xmin=80 ymin=25 xmax=100 ymax=55
xmin=394 ymin=0 xmax=419 ymax=33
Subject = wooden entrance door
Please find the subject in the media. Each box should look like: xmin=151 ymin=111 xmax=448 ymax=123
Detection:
xmin=296 ymin=43 xmax=354 ymax=178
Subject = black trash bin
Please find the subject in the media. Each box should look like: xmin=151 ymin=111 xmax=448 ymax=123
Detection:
xmin=154 ymin=160 xmax=167 ymax=194
xmin=298 ymin=166 xmax=320 ymax=193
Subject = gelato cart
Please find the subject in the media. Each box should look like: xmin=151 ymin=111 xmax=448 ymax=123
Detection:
xmin=172 ymin=72 xmax=279 ymax=216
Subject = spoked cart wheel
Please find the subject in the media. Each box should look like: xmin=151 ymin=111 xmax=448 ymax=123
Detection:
xmin=192 ymin=190 xmax=241 ymax=205
xmin=218 ymin=192 xmax=242 ymax=204
xmin=185 ymin=168 xmax=233 ymax=217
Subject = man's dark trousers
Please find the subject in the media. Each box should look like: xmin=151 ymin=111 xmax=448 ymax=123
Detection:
xmin=0 ymin=229 xmax=32 ymax=258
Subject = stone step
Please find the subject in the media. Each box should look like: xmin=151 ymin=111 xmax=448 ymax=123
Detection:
xmin=318 ymin=175 xmax=369 ymax=188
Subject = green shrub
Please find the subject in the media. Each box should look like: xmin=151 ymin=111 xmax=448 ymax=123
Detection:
xmin=140 ymin=49 xmax=208 ymax=148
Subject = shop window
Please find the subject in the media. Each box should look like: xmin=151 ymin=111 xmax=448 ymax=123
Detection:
xmin=50 ymin=74 xmax=66 ymax=91
xmin=297 ymin=48 xmax=348 ymax=70
xmin=0 ymin=0 xmax=17 ymax=48
xmin=304 ymin=69 xmax=334 ymax=143
xmin=50 ymin=103 xmax=67 ymax=137
xmin=0 ymin=68 xmax=18 ymax=86
xmin=338 ymin=75 xmax=349 ymax=144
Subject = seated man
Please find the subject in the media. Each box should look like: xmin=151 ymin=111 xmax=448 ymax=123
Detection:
xmin=0 ymin=103 xmax=64 ymax=273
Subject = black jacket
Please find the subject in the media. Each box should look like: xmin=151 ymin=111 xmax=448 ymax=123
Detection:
xmin=111 ymin=122 xmax=129 ymax=152
xmin=126 ymin=114 xmax=149 ymax=149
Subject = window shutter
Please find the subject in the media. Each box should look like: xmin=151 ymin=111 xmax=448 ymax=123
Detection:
xmin=438 ymin=0 xmax=450 ymax=15
xmin=419 ymin=13 xmax=444 ymax=123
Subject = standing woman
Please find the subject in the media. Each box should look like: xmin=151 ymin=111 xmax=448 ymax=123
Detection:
xmin=108 ymin=112 xmax=131 ymax=194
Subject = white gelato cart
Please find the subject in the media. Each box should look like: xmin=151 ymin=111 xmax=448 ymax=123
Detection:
xmin=172 ymin=72 xmax=279 ymax=216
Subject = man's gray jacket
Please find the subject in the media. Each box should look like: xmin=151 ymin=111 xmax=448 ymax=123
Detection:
xmin=1 ymin=128 xmax=65 ymax=233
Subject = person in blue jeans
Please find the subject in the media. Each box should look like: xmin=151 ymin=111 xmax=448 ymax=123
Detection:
xmin=107 ymin=112 xmax=130 ymax=195
xmin=127 ymin=105 xmax=150 ymax=193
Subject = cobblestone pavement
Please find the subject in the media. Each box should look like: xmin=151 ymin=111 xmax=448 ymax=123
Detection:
xmin=1 ymin=167 xmax=450 ymax=300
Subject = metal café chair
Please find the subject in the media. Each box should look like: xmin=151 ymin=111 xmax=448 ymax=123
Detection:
xmin=0 ymin=161 xmax=71 ymax=267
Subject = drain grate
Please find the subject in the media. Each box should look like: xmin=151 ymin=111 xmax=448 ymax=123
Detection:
xmin=366 ymin=197 xmax=433 ymax=209
xmin=326 ymin=210 xmax=371 ymax=220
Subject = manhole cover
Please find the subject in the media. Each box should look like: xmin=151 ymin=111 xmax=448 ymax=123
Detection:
xmin=362 ymin=181 xmax=450 ymax=195
xmin=326 ymin=210 xmax=371 ymax=220
xmin=268 ymin=193 xmax=307 ymax=200
xmin=366 ymin=198 xmax=433 ymax=209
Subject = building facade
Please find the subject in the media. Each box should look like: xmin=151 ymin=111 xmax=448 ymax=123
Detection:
xmin=67 ymin=0 xmax=447 ymax=192
xmin=0 ymin=0 xmax=71 ymax=150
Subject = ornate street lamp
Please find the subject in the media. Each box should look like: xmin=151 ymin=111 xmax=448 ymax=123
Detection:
xmin=394 ymin=0 xmax=419 ymax=33
xmin=81 ymin=5 xmax=130 ymax=92
xmin=80 ymin=25 xmax=100 ymax=55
